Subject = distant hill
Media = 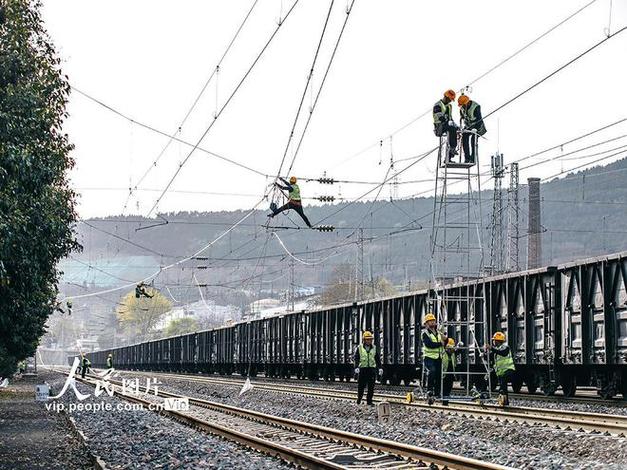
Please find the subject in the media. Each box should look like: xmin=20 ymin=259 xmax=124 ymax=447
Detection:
xmin=66 ymin=157 xmax=627 ymax=296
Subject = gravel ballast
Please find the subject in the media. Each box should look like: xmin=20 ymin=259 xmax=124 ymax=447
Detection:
xmin=119 ymin=371 xmax=627 ymax=470
xmin=38 ymin=370 xmax=290 ymax=470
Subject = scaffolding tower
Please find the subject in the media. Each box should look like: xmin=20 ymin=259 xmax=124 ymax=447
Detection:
xmin=428 ymin=130 xmax=492 ymax=400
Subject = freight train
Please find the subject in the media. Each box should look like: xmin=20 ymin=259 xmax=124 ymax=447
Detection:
xmin=83 ymin=251 xmax=627 ymax=399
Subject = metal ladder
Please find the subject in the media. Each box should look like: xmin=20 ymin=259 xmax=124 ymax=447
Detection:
xmin=426 ymin=130 xmax=492 ymax=400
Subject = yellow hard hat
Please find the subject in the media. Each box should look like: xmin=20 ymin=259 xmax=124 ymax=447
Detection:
xmin=363 ymin=330 xmax=374 ymax=339
xmin=493 ymin=332 xmax=506 ymax=342
xmin=458 ymin=94 xmax=470 ymax=106
xmin=447 ymin=338 xmax=455 ymax=347
xmin=424 ymin=313 xmax=436 ymax=322
xmin=289 ymin=176 xmax=297 ymax=184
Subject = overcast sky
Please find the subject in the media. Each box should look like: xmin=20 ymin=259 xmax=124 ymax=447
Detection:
xmin=42 ymin=0 xmax=627 ymax=219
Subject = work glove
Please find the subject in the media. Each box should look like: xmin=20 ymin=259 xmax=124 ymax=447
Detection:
xmin=378 ymin=369 xmax=383 ymax=376
xmin=354 ymin=368 xmax=360 ymax=375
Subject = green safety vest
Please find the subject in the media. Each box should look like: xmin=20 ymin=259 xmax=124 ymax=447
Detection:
xmin=358 ymin=344 xmax=377 ymax=368
xmin=422 ymin=330 xmax=443 ymax=359
xmin=289 ymin=184 xmax=301 ymax=202
xmin=442 ymin=350 xmax=456 ymax=371
xmin=494 ymin=346 xmax=515 ymax=376
xmin=433 ymin=100 xmax=452 ymax=124
xmin=461 ymin=101 xmax=487 ymax=136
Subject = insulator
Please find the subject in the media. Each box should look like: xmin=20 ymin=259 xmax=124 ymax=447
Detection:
xmin=316 ymin=225 xmax=335 ymax=232
xmin=317 ymin=195 xmax=335 ymax=202
xmin=193 ymin=257 xmax=209 ymax=261
xmin=196 ymin=266 xmax=208 ymax=270
xmin=318 ymin=177 xmax=335 ymax=185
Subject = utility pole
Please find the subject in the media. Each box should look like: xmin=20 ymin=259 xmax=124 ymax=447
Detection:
xmin=287 ymin=258 xmax=295 ymax=312
xmin=489 ymin=153 xmax=505 ymax=274
xmin=527 ymin=177 xmax=542 ymax=270
xmin=355 ymin=228 xmax=364 ymax=301
xmin=506 ymin=162 xmax=520 ymax=272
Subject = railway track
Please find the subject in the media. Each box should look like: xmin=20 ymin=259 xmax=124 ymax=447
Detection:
xmin=120 ymin=370 xmax=627 ymax=436
xmin=58 ymin=369 xmax=508 ymax=470
xmin=112 ymin=369 xmax=625 ymax=406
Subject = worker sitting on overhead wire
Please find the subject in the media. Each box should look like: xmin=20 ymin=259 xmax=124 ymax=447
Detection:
xmin=458 ymin=94 xmax=487 ymax=164
xmin=135 ymin=282 xmax=153 ymax=299
xmin=268 ymin=176 xmax=312 ymax=228
xmin=433 ymin=89 xmax=458 ymax=161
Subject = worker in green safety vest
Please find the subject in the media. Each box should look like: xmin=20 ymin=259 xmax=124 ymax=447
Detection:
xmin=353 ymin=330 xmax=382 ymax=405
xmin=268 ymin=176 xmax=312 ymax=228
xmin=458 ymin=94 xmax=487 ymax=164
xmin=422 ymin=313 xmax=448 ymax=398
xmin=486 ymin=331 xmax=516 ymax=406
xmin=442 ymin=338 xmax=457 ymax=397
xmin=433 ymin=89 xmax=459 ymax=161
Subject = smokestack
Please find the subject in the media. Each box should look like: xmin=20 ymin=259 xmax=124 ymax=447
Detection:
xmin=527 ymin=177 xmax=542 ymax=269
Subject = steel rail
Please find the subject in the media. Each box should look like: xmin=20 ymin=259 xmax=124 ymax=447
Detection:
xmin=64 ymin=370 xmax=509 ymax=470
xmin=118 ymin=371 xmax=627 ymax=436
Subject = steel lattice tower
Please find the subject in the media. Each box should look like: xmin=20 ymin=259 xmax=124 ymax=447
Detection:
xmin=489 ymin=153 xmax=505 ymax=274
xmin=506 ymin=162 xmax=520 ymax=272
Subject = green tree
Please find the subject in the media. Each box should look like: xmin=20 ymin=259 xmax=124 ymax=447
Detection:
xmin=164 ymin=317 xmax=198 ymax=337
xmin=0 ymin=0 xmax=80 ymax=377
xmin=116 ymin=287 xmax=172 ymax=341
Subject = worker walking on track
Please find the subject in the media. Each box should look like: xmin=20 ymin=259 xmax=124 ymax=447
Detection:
xmin=268 ymin=176 xmax=312 ymax=228
xmin=80 ymin=354 xmax=91 ymax=379
xmin=458 ymin=94 xmax=487 ymax=163
xmin=486 ymin=332 xmax=516 ymax=406
xmin=442 ymin=338 xmax=457 ymax=397
xmin=422 ymin=313 xmax=448 ymax=400
xmin=106 ymin=353 xmax=113 ymax=370
xmin=354 ymin=331 xmax=383 ymax=406
xmin=433 ymin=89 xmax=458 ymax=161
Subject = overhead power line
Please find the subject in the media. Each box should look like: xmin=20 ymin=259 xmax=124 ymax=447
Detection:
xmin=146 ymin=0 xmax=301 ymax=217
xmin=123 ymin=0 xmax=260 ymax=212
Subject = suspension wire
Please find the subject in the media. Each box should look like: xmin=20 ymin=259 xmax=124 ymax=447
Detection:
xmin=66 ymin=197 xmax=266 ymax=300
xmin=541 ymin=147 xmax=627 ymax=181
xmin=79 ymin=220 xmax=181 ymax=258
xmin=122 ymin=0 xmax=260 ymax=213
xmin=71 ymin=87 xmax=269 ymax=177
xmin=146 ymin=0 xmax=301 ymax=217
xmin=272 ymin=231 xmax=344 ymax=265
xmin=329 ymin=0 xmax=601 ymax=170
xmin=274 ymin=0 xmax=337 ymax=180
xmin=484 ymin=26 xmax=627 ymax=121
xmin=284 ymin=0 xmax=357 ymax=176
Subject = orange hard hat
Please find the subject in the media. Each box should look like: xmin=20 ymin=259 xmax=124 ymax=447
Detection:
xmin=493 ymin=332 xmax=506 ymax=342
xmin=444 ymin=89 xmax=456 ymax=101
xmin=458 ymin=95 xmax=470 ymax=106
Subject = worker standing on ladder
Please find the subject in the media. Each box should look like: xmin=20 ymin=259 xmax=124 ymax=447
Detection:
xmin=354 ymin=330 xmax=383 ymax=405
xmin=268 ymin=176 xmax=312 ymax=228
xmin=433 ymin=89 xmax=458 ymax=161
xmin=486 ymin=332 xmax=515 ymax=406
xmin=458 ymin=94 xmax=487 ymax=164
xmin=422 ymin=313 xmax=447 ymax=400
xmin=442 ymin=338 xmax=457 ymax=397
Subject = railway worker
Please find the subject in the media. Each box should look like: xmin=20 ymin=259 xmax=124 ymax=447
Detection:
xmin=486 ymin=332 xmax=515 ymax=406
xmin=80 ymin=354 xmax=91 ymax=379
xmin=433 ymin=89 xmax=458 ymax=161
xmin=422 ymin=313 xmax=448 ymax=399
xmin=106 ymin=353 xmax=113 ymax=370
xmin=354 ymin=330 xmax=383 ymax=406
xmin=268 ymin=176 xmax=312 ymax=228
xmin=442 ymin=338 xmax=457 ymax=397
xmin=458 ymin=94 xmax=487 ymax=164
